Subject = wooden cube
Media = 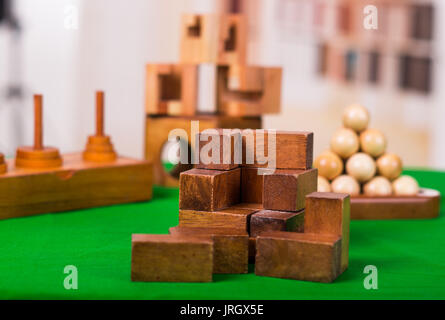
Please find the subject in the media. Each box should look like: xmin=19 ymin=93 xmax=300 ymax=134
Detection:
xmin=242 ymin=131 xmax=314 ymax=170
xmin=255 ymin=232 xmax=342 ymax=283
xmin=196 ymin=129 xmax=242 ymax=170
xmin=250 ymin=210 xmax=305 ymax=237
xmin=179 ymin=207 xmax=258 ymax=232
xmin=305 ymin=192 xmax=350 ymax=272
xmin=179 ymin=168 xmax=241 ymax=211
xmin=131 ymin=234 xmax=213 ymax=282
xmin=169 ymin=226 xmax=248 ymax=274
xmin=263 ymin=168 xmax=318 ymax=212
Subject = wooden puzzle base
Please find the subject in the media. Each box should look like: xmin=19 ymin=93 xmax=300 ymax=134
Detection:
xmin=0 ymin=153 xmax=152 ymax=220
xmin=351 ymin=188 xmax=440 ymax=220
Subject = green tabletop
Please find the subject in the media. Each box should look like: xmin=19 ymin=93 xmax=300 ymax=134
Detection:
xmin=0 ymin=169 xmax=444 ymax=300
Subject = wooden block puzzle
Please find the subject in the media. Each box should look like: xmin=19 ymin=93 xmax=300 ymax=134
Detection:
xmin=179 ymin=168 xmax=241 ymax=211
xmin=131 ymin=234 xmax=213 ymax=282
xmin=0 ymin=92 xmax=152 ymax=221
xmin=263 ymin=168 xmax=318 ymax=212
xmin=169 ymin=226 xmax=249 ymax=274
xmin=255 ymin=232 xmax=342 ymax=283
xmin=241 ymin=167 xmax=270 ymax=204
xmin=250 ymin=209 xmax=305 ymax=237
xmin=305 ymin=192 xmax=350 ymax=272
xmin=178 ymin=207 xmax=258 ymax=232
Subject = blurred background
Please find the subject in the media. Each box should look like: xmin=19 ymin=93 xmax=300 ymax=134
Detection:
xmin=0 ymin=0 xmax=444 ymax=169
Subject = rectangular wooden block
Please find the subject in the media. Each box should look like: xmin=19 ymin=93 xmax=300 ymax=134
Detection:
xmin=250 ymin=209 xmax=305 ymax=237
xmin=242 ymin=131 xmax=313 ymax=170
xmin=305 ymin=192 xmax=350 ymax=272
xmin=169 ymin=226 xmax=248 ymax=274
xmin=179 ymin=168 xmax=240 ymax=211
xmin=241 ymin=167 xmax=272 ymax=204
xmin=263 ymin=168 xmax=318 ymax=212
xmin=179 ymin=207 xmax=258 ymax=232
xmin=0 ymin=153 xmax=153 ymax=220
xmin=131 ymin=234 xmax=213 ymax=282
xmin=255 ymin=232 xmax=342 ymax=283
xmin=196 ymin=129 xmax=241 ymax=170
xmin=351 ymin=188 xmax=440 ymax=220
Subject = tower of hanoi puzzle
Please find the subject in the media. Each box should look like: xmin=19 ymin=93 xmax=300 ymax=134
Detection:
xmin=0 ymin=92 xmax=152 ymax=220
xmin=144 ymin=13 xmax=282 ymax=187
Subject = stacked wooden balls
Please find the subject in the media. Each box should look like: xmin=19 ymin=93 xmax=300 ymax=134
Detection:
xmin=315 ymin=104 xmax=419 ymax=196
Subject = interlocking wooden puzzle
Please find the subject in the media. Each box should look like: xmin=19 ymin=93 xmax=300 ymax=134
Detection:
xmin=132 ymin=129 xmax=351 ymax=283
xmin=144 ymin=13 xmax=282 ymax=187
xmin=0 ymin=92 xmax=152 ymax=220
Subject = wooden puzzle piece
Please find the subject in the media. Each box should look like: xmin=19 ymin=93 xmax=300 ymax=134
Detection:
xmin=145 ymin=64 xmax=198 ymax=116
xmin=263 ymin=168 xmax=318 ymax=212
xmin=15 ymin=95 xmax=63 ymax=169
xmin=250 ymin=209 xmax=305 ymax=237
xmin=217 ymin=66 xmax=282 ymax=116
xmin=196 ymin=128 xmax=241 ymax=171
xmin=305 ymin=192 xmax=350 ymax=272
xmin=179 ymin=168 xmax=240 ymax=211
xmin=242 ymin=131 xmax=314 ymax=170
xmin=255 ymin=231 xmax=342 ymax=283
xmin=241 ymin=167 xmax=271 ymax=204
xmin=131 ymin=234 xmax=213 ymax=282
xmin=180 ymin=14 xmax=246 ymax=65
xmin=83 ymin=91 xmax=117 ymax=162
xmin=178 ymin=207 xmax=258 ymax=232
xmin=169 ymin=226 xmax=249 ymax=274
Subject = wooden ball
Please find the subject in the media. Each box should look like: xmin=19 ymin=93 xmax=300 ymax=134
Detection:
xmin=377 ymin=153 xmax=402 ymax=180
xmin=363 ymin=176 xmax=392 ymax=196
xmin=342 ymin=104 xmax=369 ymax=132
xmin=330 ymin=128 xmax=359 ymax=159
xmin=360 ymin=129 xmax=387 ymax=157
xmin=331 ymin=175 xmax=360 ymax=196
xmin=317 ymin=176 xmax=332 ymax=192
xmin=314 ymin=150 xmax=343 ymax=180
xmin=392 ymin=175 xmax=419 ymax=196
xmin=346 ymin=152 xmax=376 ymax=183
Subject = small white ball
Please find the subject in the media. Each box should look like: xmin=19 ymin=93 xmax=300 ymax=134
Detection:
xmin=346 ymin=152 xmax=376 ymax=183
xmin=363 ymin=176 xmax=393 ymax=196
xmin=331 ymin=175 xmax=360 ymax=196
xmin=317 ymin=176 xmax=332 ymax=192
xmin=392 ymin=175 xmax=419 ymax=196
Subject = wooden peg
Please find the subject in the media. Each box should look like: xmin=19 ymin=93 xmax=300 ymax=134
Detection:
xmin=15 ymin=94 xmax=63 ymax=169
xmin=0 ymin=153 xmax=7 ymax=174
xmin=83 ymin=91 xmax=117 ymax=162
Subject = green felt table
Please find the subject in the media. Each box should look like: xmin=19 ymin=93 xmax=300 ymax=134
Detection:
xmin=0 ymin=169 xmax=444 ymax=300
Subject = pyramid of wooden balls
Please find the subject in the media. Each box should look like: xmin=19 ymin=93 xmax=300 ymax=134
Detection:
xmin=315 ymin=104 xmax=419 ymax=196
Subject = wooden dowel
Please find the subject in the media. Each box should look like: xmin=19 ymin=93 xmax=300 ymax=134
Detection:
xmin=34 ymin=94 xmax=43 ymax=150
xmin=96 ymin=91 xmax=104 ymax=136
